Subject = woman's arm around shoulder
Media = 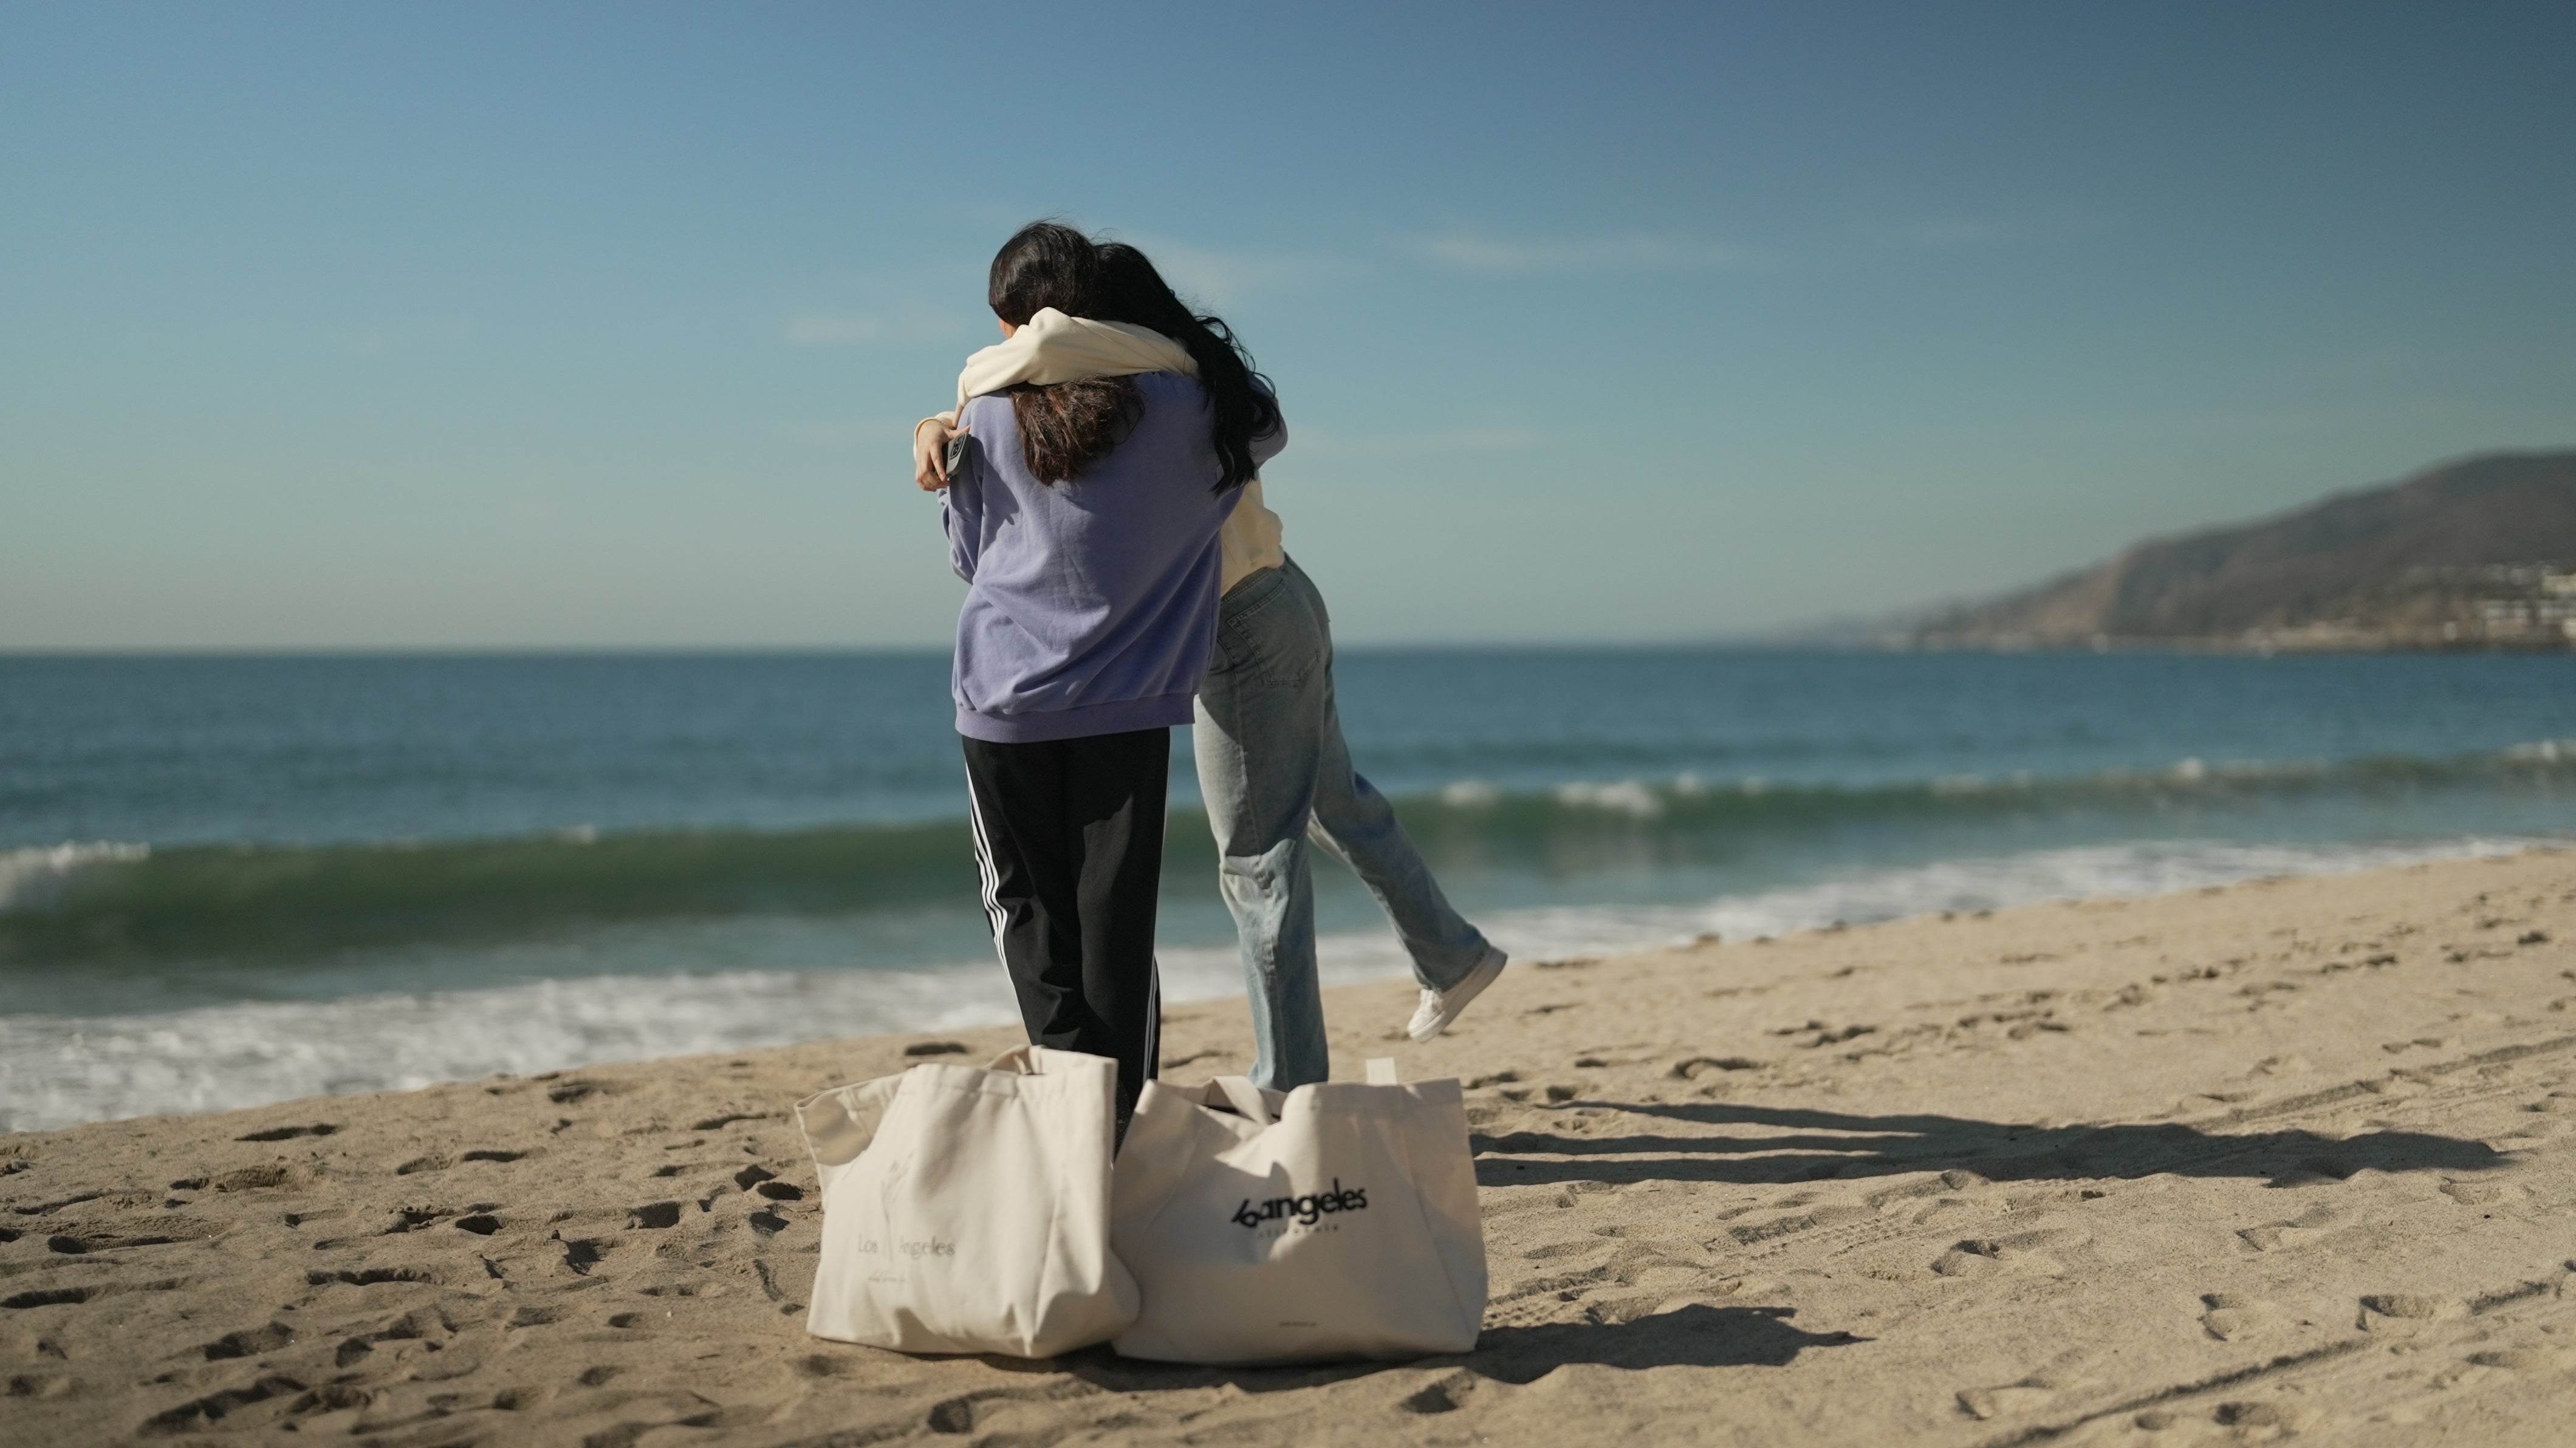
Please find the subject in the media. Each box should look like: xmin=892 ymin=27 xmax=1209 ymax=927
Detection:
xmin=913 ymin=411 xmax=962 ymax=491
xmin=937 ymin=420 xmax=987 ymax=583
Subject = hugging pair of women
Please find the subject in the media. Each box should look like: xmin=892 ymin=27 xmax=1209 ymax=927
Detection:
xmin=908 ymin=223 xmax=1507 ymax=1127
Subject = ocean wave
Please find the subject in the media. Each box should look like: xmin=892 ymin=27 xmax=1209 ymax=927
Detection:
xmin=0 ymin=820 xmax=995 ymax=966
xmin=2 ymin=740 xmax=2567 ymax=968
xmin=0 ymin=841 xmax=152 ymax=912
xmin=2 ymin=833 xmax=2544 ymax=1133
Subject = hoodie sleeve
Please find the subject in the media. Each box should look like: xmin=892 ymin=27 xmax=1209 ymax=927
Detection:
xmin=940 ymin=434 xmax=984 ymax=584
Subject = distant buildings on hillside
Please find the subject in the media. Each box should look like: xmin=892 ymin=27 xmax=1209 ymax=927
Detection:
xmin=1912 ymin=562 xmax=2576 ymax=654
xmin=2416 ymin=565 xmax=2576 ymax=647
xmin=2188 ymin=561 xmax=2576 ymax=652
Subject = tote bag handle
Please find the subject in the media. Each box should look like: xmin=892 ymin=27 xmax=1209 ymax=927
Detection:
xmin=1208 ymin=1076 xmax=1275 ymax=1125
xmin=1208 ymin=1060 xmax=1399 ymax=1125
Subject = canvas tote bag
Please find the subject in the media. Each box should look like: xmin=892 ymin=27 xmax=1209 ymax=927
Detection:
xmin=795 ymin=1045 xmax=1139 ymax=1357
xmin=1108 ymin=1059 xmax=1487 ymax=1364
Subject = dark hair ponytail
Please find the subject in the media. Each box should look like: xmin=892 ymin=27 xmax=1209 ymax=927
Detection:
xmin=985 ymin=222 xmax=1140 ymax=483
xmin=1095 ymin=242 xmax=1280 ymax=493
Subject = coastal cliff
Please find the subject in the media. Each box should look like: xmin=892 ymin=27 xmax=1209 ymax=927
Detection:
xmin=1914 ymin=451 xmax=2576 ymax=651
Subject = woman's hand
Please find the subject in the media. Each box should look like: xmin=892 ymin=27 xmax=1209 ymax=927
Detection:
xmin=913 ymin=417 xmax=964 ymax=491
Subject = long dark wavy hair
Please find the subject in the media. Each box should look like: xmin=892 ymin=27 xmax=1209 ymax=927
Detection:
xmin=982 ymin=222 xmax=1278 ymax=490
xmin=1094 ymin=241 xmax=1279 ymax=493
xmin=985 ymin=222 xmax=1140 ymax=485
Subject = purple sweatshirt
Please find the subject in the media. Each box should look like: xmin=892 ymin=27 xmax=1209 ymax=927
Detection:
xmin=942 ymin=372 xmax=1287 ymax=743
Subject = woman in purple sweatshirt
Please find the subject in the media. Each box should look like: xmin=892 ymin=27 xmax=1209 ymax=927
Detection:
xmin=938 ymin=223 xmax=1285 ymax=1122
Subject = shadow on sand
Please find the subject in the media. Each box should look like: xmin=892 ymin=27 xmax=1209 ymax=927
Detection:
xmin=972 ymin=1101 xmax=2496 ymax=1399
xmin=1471 ymin=1098 xmax=2506 ymax=1188
xmin=1046 ymin=1303 xmax=1862 ymax=1397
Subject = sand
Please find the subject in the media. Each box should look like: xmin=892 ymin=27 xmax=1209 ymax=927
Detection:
xmin=6 ymin=849 xmax=2575 ymax=1446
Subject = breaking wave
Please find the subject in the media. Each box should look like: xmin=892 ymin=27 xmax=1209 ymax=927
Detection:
xmin=3 ymin=740 xmax=2569 ymax=969
xmin=1 ymin=832 xmax=2544 ymax=1132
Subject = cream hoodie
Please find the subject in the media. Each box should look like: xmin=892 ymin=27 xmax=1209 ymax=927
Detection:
xmin=925 ymin=309 xmax=1284 ymax=594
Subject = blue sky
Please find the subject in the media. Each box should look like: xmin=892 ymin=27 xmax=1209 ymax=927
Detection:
xmin=4 ymin=1 xmax=2572 ymax=647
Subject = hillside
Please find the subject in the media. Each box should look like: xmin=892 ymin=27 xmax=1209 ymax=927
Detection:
xmin=1914 ymin=450 xmax=2576 ymax=650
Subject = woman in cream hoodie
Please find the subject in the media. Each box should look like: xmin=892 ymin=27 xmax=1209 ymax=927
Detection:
xmin=914 ymin=236 xmax=1504 ymax=1091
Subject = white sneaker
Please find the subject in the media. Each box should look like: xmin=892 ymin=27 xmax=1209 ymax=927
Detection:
xmin=1406 ymin=948 xmax=1507 ymax=1042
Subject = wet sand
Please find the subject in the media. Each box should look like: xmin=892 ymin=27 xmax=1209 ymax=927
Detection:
xmin=5 ymin=849 xmax=2574 ymax=1446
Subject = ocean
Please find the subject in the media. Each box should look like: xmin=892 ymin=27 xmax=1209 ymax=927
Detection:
xmin=4 ymin=649 xmax=2570 ymax=1132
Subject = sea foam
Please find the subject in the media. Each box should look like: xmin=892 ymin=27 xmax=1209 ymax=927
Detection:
xmin=1 ymin=832 xmax=2543 ymax=1133
xmin=0 ymin=841 xmax=151 ymax=913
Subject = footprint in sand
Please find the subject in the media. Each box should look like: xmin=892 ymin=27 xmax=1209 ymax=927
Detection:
xmin=306 ymin=1266 xmax=434 ymax=1287
xmin=234 ymin=1122 xmax=339 ymax=1142
xmin=690 ymin=1112 xmax=773 ymax=1131
xmin=543 ymin=1078 xmax=628 ymax=1104
xmin=38 ymin=1212 xmax=227 ymax=1252
xmin=1493 ymin=1237 xmax=1711 ymax=1310
xmin=209 ymin=1164 xmax=314 ymax=1194
xmin=1728 ymin=1200 xmax=1880 ymax=1251
xmin=1668 ymin=1056 xmax=1766 ymax=1081
xmin=1931 ymin=1228 xmax=2084 ymax=1279
xmin=2358 ymin=1293 xmax=2464 ymax=1334
xmin=4 ymin=1286 xmax=101 ymax=1309
xmin=2209 ymin=1401 xmax=2324 ymax=1434
xmin=2197 ymin=1293 xmax=2283 ymax=1342
xmin=197 ymin=1321 xmax=295 ymax=1360
xmin=139 ymin=1375 xmax=310 ymax=1435
xmin=919 ymin=1386 xmax=1074 ymax=1436
xmin=2236 ymin=1203 xmax=2345 ymax=1252
xmin=1933 ymin=1240 xmax=2006 ymax=1278
xmin=2467 ymin=1346 xmax=2572 ymax=1371
xmin=1956 ymin=1374 xmax=2077 ymax=1421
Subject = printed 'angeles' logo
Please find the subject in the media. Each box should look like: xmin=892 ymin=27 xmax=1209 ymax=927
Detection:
xmin=1233 ymin=1178 xmax=1368 ymax=1229
xmin=853 ymin=1237 xmax=956 ymax=1258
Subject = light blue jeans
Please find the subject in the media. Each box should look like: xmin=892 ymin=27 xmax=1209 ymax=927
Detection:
xmin=1191 ymin=557 xmax=1493 ymax=1089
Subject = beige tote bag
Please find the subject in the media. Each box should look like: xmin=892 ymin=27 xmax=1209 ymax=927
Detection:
xmin=1108 ymin=1059 xmax=1487 ymax=1364
xmin=796 ymin=1045 xmax=1139 ymax=1358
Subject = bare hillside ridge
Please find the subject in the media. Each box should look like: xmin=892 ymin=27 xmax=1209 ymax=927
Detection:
xmin=1916 ymin=449 xmax=2576 ymax=649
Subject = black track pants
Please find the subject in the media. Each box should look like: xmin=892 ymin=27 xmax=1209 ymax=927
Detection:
xmin=961 ymin=727 xmax=1168 ymax=1120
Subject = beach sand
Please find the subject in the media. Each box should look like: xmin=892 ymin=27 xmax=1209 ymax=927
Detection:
xmin=6 ymin=850 xmax=2574 ymax=1446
